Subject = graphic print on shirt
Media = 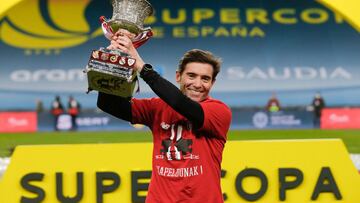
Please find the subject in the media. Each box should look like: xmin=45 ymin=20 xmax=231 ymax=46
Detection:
xmin=156 ymin=122 xmax=199 ymax=161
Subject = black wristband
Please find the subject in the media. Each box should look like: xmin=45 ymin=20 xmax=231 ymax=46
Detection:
xmin=140 ymin=63 xmax=153 ymax=78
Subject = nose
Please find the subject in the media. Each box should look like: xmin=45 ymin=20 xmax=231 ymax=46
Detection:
xmin=193 ymin=78 xmax=202 ymax=88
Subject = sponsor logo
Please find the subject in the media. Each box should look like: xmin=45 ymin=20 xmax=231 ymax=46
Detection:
xmin=321 ymin=108 xmax=360 ymax=129
xmin=227 ymin=67 xmax=352 ymax=80
xmin=7 ymin=117 xmax=29 ymax=127
xmin=253 ymin=111 xmax=303 ymax=129
xmin=57 ymin=114 xmax=72 ymax=131
xmin=0 ymin=112 xmax=37 ymax=132
xmin=76 ymin=117 xmax=110 ymax=126
xmin=329 ymin=114 xmax=349 ymax=123
xmin=253 ymin=112 xmax=268 ymax=129
xmin=271 ymin=114 xmax=301 ymax=126
xmin=10 ymin=69 xmax=85 ymax=82
xmin=0 ymin=0 xmax=101 ymax=51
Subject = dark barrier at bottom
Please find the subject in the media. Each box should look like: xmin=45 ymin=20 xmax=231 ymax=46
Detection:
xmin=37 ymin=109 xmax=316 ymax=131
xmin=37 ymin=111 xmax=140 ymax=131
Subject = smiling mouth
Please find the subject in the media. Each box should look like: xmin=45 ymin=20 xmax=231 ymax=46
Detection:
xmin=188 ymin=89 xmax=202 ymax=95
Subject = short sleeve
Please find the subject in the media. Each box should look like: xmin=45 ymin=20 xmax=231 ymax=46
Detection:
xmin=199 ymin=100 xmax=232 ymax=140
xmin=131 ymin=98 xmax=159 ymax=126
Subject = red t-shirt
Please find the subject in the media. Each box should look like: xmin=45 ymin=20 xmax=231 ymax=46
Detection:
xmin=131 ymin=97 xmax=232 ymax=203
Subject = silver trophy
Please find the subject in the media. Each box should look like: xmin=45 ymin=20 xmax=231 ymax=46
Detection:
xmin=85 ymin=0 xmax=154 ymax=98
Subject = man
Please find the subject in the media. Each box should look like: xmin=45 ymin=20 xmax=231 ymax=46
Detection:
xmin=311 ymin=92 xmax=325 ymax=128
xmin=97 ymin=29 xmax=232 ymax=203
xmin=51 ymin=95 xmax=64 ymax=131
xmin=266 ymin=92 xmax=281 ymax=112
xmin=67 ymin=95 xmax=81 ymax=131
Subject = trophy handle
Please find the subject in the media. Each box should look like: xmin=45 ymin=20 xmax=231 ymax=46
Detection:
xmin=99 ymin=16 xmax=153 ymax=48
xmin=132 ymin=28 xmax=153 ymax=48
xmin=100 ymin=16 xmax=114 ymax=40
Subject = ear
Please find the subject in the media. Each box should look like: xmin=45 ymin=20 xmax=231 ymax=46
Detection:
xmin=175 ymin=71 xmax=181 ymax=83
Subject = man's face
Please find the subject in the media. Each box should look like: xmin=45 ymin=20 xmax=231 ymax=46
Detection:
xmin=176 ymin=62 xmax=215 ymax=102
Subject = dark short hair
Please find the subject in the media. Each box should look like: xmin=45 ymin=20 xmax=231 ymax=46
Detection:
xmin=177 ymin=49 xmax=222 ymax=80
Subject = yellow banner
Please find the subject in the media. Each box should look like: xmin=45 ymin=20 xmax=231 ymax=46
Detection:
xmin=0 ymin=0 xmax=22 ymax=19
xmin=0 ymin=139 xmax=359 ymax=202
xmin=1 ymin=0 xmax=359 ymax=32
xmin=318 ymin=0 xmax=360 ymax=32
xmin=0 ymin=0 xmax=358 ymax=50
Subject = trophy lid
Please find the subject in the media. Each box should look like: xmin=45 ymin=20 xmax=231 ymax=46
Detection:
xmin=110 ymin=0 xmax=154 ymax=34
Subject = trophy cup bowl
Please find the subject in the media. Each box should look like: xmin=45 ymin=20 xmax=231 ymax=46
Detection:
xmin=85 ymin=0 xmax=154 ymax=98
xmin=109 ymin=0 xmax=153 ymax=35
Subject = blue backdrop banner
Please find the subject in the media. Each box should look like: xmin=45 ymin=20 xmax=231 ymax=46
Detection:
xmin=0 ymin=0 xmax=359 ymax=110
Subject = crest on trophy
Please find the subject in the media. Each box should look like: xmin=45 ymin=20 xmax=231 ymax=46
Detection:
xmin=85 ymin=0 xmax=154 ymax=98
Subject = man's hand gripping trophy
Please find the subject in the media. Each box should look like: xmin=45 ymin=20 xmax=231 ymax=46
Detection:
xmin=85 ymin=0 xmax=154 ymax=98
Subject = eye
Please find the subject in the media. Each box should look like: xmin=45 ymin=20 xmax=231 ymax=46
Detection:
xmin=202 ymin=76 xmax=211 ymax=83
xmin=187 ymin=73 xmax=196 ymax=79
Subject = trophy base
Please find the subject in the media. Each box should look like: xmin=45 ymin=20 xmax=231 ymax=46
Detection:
xmin=85 ymin=49 xmax=138 ymax=98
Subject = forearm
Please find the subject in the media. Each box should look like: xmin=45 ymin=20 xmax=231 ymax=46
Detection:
xmin=97 ymin=92 xmax=132 ymax=122
xmin=104 ymin=30 xmax=204 ymax=126
xmin=140 ymin=67 xmax=204 ymax=129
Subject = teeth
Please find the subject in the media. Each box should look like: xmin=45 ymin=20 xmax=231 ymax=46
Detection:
xmin=189 ymin=89 xmax=201 ymax=93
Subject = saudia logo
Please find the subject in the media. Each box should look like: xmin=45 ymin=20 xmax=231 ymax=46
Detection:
xmin=226 ymin=67 xmax=352 ymax=80
xmin=0 ymin=0 xmax=105 ymax=54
